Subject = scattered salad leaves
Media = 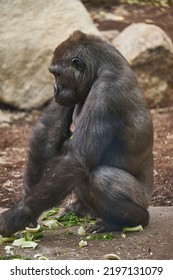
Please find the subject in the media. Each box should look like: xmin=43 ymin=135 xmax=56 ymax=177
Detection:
xmin=122 ymin=225 xmax=143 ymax=233
xmin=41 ymin=207 xmax=59 ymax=220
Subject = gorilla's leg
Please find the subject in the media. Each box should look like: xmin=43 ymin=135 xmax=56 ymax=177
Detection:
xmin=67 ymin=167 xmax=149 ymax=232
xmin=0 ymin=162 xmax=150 ymax=236
xmin=23 ymin=102 xmax=74 ymax=194
xmin=84 ymin=167 xmax=150 ymax=233
xmin=58 ymin=166 xmax=150 ymax=233
xmin=0 ymin=156 xmax=88 ymax=236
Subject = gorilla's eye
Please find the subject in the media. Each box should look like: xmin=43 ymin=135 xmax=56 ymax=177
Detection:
xmin=71 ymin=57 xmax=83 ymax=71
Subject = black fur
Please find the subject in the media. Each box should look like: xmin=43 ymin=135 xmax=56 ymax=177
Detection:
xmin=0 ymin=31 xmax=153 ymax=236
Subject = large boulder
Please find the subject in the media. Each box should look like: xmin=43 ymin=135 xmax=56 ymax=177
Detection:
xmin=113 ymin=23 xmax=173 ymax=108
xmin=0 ymin=0 xmax=99 ymax=110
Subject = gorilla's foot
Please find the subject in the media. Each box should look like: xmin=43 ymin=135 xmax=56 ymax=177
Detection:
xmin=87 ymin=219 xmax=121 ymax=233
xmin=0 ymin=213 xmax=8 ymax=237
xmin=0 ymin=202 xmax=34 ymax=236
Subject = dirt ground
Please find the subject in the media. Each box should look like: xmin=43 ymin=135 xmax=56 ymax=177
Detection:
xmin=0 ymin=206 xmax=172 ymax=260
xmin=0 ymin=106 xmax=173 ymax=209
xmin=0 ymin=3 xmax=173 ymax=259
xmin=87 ymin=2 xmax=173 ymax=42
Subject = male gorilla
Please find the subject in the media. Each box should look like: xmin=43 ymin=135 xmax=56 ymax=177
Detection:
xmin=0 ymin=31 xmax=153 ymax=236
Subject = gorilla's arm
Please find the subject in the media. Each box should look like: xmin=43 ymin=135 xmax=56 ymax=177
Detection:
xmin=0 ymin=30 xmax=153 ymax=236
xmin=24 ymin=101 xmax=74 ymax=194
xmin=71 ymin=73 xmax=152 ymax=176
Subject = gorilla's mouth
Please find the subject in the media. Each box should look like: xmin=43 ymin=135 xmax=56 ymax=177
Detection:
xmin=54 ymin=83 xmax=66 ymax=105
xmin=55 ymin=95 xmax=63 ymax=105
xmin=54 ymin=83 xmax=62 ymax=98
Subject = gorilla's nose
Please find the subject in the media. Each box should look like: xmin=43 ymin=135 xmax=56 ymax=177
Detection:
xmin=54 ymin=83 xmax=62 ymax=97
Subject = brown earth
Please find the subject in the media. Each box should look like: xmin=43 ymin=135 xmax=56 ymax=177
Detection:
xmin=87 ymin=2 xmax=173 ymax=42
xmin=0 ymin=3 xmax=173 ymax=259
xmin=0 ymin=107 xmax=173 ymax=209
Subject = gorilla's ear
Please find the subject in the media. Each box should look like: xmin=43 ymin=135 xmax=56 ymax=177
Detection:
xmin=71 ymin=57 xmax=83 ymax=71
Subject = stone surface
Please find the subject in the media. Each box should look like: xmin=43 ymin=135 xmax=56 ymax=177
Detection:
xmin=101 ymin=30 xmax=120 ymax=42
xmin=113 ymin=23 xmax=173 ymax=108
xmin=0 ymin=206 xmax=172 ymax=259
xmin=0 ymin=0 xmax=99 ymax=110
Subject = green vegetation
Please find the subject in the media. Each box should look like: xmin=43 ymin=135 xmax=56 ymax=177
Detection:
xmin=41 ymin=207 xmax=59 ymax=220
xmin=86 ymin=232 xmax=114 ymax=240
xmin=56 ymin=212 xmax=83 ymax=227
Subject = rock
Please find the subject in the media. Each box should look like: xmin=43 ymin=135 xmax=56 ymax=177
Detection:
xmin=113 ymin=23 xmax=173 ymax=108
xmin=0 ymin=0 xmax=99 ymax=110
xmin=101 ymin=30 xmax=120 ymax=42
xmin=113 ymin=5 xmax=130 ymax=17
xmin=104 ymin=13 xmax=124 ymax=22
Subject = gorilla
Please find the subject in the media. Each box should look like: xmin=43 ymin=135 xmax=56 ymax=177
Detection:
xmin=0 ymin=31 xmax=153 ymax=236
